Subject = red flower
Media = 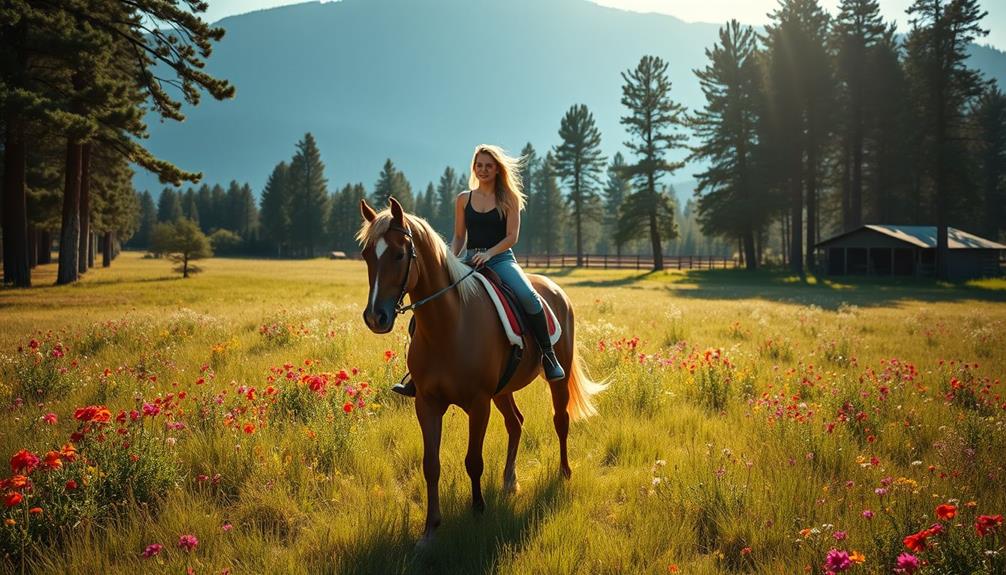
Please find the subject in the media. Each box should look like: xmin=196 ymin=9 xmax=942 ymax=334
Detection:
xmin=60 ymin=443 xmax=77 ymax=462
xmin=384 ymin=350 xmax=396 ymax=362
xmin=343 ymin=402 xmax=353 ymax=414
xmin=177 ymin=534 xmax=198 ymax=552
xmin=65 ymin=479 xmax=78 ymax=491
xmin=4 ymin=492 xmax=23 ymax=507
xmin=936 ymin=504 xmax=957 ymax=521
xmin=976 ymin=515 xmax=1003 ymax=537
xmin=10 ymin=449 xmax=40 ymax=474
xmin=74 ymin=405 xmax=111 ymax=423
xmin=243 ymin=423 xmax=255 ymax=434
xmin=28 ymin=507 xmax=42 ymax=515
xmin=41 ymin=413 xmax=57 ymax=425
xmin=42 ymin=451 xmax=62 ymax=470
xmin=903 ymin=532 xmax=928 ymax=552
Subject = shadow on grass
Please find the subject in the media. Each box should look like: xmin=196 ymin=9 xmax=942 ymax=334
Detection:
xmin=559 ymin=266 xmax=1006 ymax=309
xmin=335 ymin=474 xmax=567 ymax=575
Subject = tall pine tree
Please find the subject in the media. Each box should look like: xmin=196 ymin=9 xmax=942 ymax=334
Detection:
xmin=553 ymin=104 xmax=606 ymax=266
xmin=287 ymin=133 xmax=328 ymax=257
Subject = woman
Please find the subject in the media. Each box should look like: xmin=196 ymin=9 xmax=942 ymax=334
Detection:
xmin=392 ymin=144 xmax=564 ymax=396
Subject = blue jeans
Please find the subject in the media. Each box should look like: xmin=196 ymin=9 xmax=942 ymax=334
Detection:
xmin=466 ymin=249 xmax=543 ymax=314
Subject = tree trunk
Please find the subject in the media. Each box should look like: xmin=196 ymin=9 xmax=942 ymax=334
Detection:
xmin=102 ymin=231 xmax=112 ymax=267
xmin=57 ymin=140 xmax=83 ymax=285
xmin=88 ymin=232 xmax=96 ymax=268
xmin=806 ymin=138 xmax=818 ymax=273
xmin=39 ymin=230 xmax=52 ymax=264
xmin=789 ymin=173 xmax=803 ymax=275
xmin=78 ymin=143 xmax=92 ymax=274
xmin=28 ymin=225 xmax=38 ymax=269
xmin=648 ymin=175 xmax=663 ymax=271
xmin=743 ymin=227 xmax=757 ymax=271
xmin=183 ymin=252 xmax=189 ymax=278
xmin=2 ymin=112 xmax=31 ymax=287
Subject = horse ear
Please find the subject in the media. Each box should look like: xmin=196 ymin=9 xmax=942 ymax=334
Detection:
xmin=389 ymin=196 xmax=405 ymax=227
xmin=360 ymin=199 xmax=376 ymax=222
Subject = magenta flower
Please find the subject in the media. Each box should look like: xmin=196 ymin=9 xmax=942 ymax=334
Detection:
xmin=895 ymin=552 xmax=920 ymax=574
xmin=832 ymin=530 xmax=847 ymax=541
xmin=823 ymin=549 xmax=852 ymax=572
xmin=862 ymin=509 xmax=874 ymax=519
xmin=141 ymin=543 xmax=163 ymax=558
xmin=177 ymin=534 xmax=198 ymax=552
xmin=41 ymin=413 xmax=57 ymax=425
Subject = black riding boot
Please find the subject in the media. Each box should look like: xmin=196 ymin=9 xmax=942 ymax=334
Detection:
xmin=391 ymin=376 xmax=416 ymax=397
xmin=528 ymin=310 xmax=565 ymax=381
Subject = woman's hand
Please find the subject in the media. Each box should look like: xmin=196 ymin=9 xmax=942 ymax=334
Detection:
xmin=470 ymin=252 xmax=492 ymax=267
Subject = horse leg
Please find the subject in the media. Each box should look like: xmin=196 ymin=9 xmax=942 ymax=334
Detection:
xmin=548 ymin=378 xmax=572 ymax=479
xmin=493 ymin=393 xmax=523 ymax=494
xmin=416 ymin=397 xmax=446 ymax=546
xmin=465 ymin=399 xmax=491 ymax=514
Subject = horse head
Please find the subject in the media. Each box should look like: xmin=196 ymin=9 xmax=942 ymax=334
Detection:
xmin=359 ymin=197 xmax=418 ymax=334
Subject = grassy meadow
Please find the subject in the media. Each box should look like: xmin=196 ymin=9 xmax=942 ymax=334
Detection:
xmin=1 ymin=253 xmax=1005 ymax=574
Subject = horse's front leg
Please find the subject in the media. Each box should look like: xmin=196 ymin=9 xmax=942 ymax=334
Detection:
xmin=416 ymin=396 xmax=446 ymax=546
xmin=465 ymin=398 xmax=491 ymax=513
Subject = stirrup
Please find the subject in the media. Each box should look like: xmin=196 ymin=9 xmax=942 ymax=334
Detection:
xmin=392 ymin=373 xmax=416 ymax=397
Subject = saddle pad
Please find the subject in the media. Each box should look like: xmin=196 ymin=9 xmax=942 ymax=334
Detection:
xmin=472 ymin=272 xmax=561 ymax=349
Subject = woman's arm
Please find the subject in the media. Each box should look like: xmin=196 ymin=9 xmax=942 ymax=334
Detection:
xmin=470 ymin=208 xmax=520 ymax=267
xmin=451 ymin=192 xmax=468 ymax=257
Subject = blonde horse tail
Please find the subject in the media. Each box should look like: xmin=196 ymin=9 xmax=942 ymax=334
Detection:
xmin=566 ymin=343 xmax=608 ymax=422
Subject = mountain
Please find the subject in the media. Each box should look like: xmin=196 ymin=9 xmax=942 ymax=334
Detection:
xmin=137 ymin=0 xmax=1006 ymax=201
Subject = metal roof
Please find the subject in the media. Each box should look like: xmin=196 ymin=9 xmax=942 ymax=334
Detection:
xmin=816 ymin=225 xmax=1006 ymax=249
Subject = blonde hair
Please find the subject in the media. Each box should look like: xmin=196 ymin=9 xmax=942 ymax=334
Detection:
xmin=468 ymin=144 xmax=527 ymax=218
xmin=356 ymin=210 xmax=480 ymax=305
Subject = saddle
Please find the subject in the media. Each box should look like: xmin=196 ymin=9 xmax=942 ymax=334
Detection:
xmin=402 ymin=268 xmax=561 ymax=396
xmin=471 ymin=267 xmax=561 ymax=394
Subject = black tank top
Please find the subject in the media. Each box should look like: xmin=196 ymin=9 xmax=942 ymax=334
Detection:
xmin=464 ymin=192 xmax=507 ymax=250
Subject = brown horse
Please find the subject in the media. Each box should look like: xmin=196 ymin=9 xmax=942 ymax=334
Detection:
xmin=357 ymin=197 xmax=605 ymax=544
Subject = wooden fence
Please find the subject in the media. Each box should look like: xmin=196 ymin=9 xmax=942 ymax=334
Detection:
xmin=517 ymin=253 xmax=739 ymax=270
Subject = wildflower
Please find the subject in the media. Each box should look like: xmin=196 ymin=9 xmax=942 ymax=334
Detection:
xmin=668 ymin=565 xmax=679 ymax=573
xmin=384 ymin=350 xmax=396 ymax=362
xmin=65 ymin=479 xmax=78 ymax=491
xmin=976 ymin=514 xmax=1003 ymax=537
xmin=343 ymin=402 xmax=353 ymax=414
xmin=823 ymin=549 xmax=851 ymax=572
xmin=74 ymin=405 xmax=111 ymax=423
xmin=41 ymin=413 xmax=57 ymax=425
xmin=28 ymin=507 xmax=42 ymax=515
xmin=4 ymin=492 xmax=23 ymax=507
xmin=142 ymin=543 xmax=163 ymax=558
xmin=9 ymin=475 xmax=29 ymax=489
xmin=142 ymin=403 xmax=160 ymax=417
xmin=42 ymin=451 xmax=62 ymax=470
xmin=849 ymin=551 xmax=865 ymax=564
xmin=60 ymin=443 xmax=77 ymax=462
xmin=895 ymin=552 xmax=920 ymax=574
xmin=10 ymin=449 xmax=40 ymax=474
xmin=243 ymin=423 xmax=255 ymax=434
xmin=222 ymin=523 xmax=233 ymax=532
xmin=741 ymin=547 xmax=752 ymax=556
xmin=936 ymin=504 xmax=957 ymax=521
xmin=178 ymin=534 xmax=199 ymax=552
xmin=862 ymin=509 xmax=873 ymax=519
xmin=833 ymin=530 xmax=847 ymax=541
xmin=4 ymin=519 xmax=14 ymax=526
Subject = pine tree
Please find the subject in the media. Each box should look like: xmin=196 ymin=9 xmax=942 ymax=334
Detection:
xmin=690 ymin=20 xmax=765 ymax=270
xmin=417 ymin=182 xmax=435 ymax=221
xmin=619 ymin=55 xmax=686 ymax=270
xmin=132 ymin=191 xmax=157 ymax=249
xmin=435 ymin=166 xmax=460 ymax=240
xmin=260 ymin=161 xmax=292 ymax=256
xmin=286 ymin=133 xmax=328 ymax=257
xmin=518 ymin=143 xmax=539 ymax=256
xmin=534 ymin=152 xmax=566 ymax=255
xmin=971 ymin=85 xmax=1006 ymax=241
xmin=157 ymin=189 xmax=183 ymax=222
xmin=602 ymin=153 xmax=631 ymax=256
xmin=183 ymin=188 xmax=200 ymax=225
xmin=553 ymin=104 xmax=606 ymax=266
xmin=834 ymin=0 xmax=889 ymax=231
xmin=373 ymin=159 xmax=414 ymax=212
xmin=905 ymin=0 xmax=989 ymax=279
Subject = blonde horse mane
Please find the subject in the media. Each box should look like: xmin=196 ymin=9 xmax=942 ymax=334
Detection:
xmin=356 ymin=210 xmax=481 ymax=304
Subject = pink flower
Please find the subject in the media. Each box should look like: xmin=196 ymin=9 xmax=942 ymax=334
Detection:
xmin=895 ymin=552 xmax=920 ymax=574
xmin=823 ymin=549 xmax=851 ymax=572
xmin=41 ymin=413 xmax=57 ymax=425
xmin=832 ymin=530 xmax=847 ymax=541
xmin=862 ymin=509 xmax=874 ymax=519
xmin=178 ymin=534 xmax=198 ymax=552
xmin=142 ymin=543 xmax=163 ymax=558
xmin=142 ymin=403 xmax=160 ymax=417
xmin=222 ymin=523 xmax=233 ymax=532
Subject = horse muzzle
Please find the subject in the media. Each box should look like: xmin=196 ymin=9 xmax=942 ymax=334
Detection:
xmin=363 ymin=303 xmax=396 ymax=334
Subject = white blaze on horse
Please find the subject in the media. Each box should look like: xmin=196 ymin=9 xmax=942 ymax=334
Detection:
xmin=358 ymin=197 xmax=606 ymax=545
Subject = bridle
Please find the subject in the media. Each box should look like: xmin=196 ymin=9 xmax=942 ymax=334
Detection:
xmin=380 ymin=223 xmax=476 ymax=316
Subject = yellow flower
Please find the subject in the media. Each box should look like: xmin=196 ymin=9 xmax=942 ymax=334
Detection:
xmin=850 ymin=551 xmax=865 ymax=564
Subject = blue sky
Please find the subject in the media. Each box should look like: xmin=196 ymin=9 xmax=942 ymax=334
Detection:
xmin=200 ymin=0 xmax=1004 ymax=51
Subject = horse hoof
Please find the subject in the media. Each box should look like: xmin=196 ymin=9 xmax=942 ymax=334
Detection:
xmin=504 ymin=481 xmax=521 ymax=495
xmin=560 ymin=465 xmax=572 ymax=480
xmin=416 ymin=534 xmax=435 ymax=551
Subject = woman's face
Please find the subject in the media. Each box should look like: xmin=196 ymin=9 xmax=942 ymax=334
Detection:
xmin=474 ymin=152 xmax=499 ymax=186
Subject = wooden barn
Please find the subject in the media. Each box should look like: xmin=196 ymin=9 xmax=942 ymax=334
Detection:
xmin=814 ymin=225 xmax=1005 ymax=280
